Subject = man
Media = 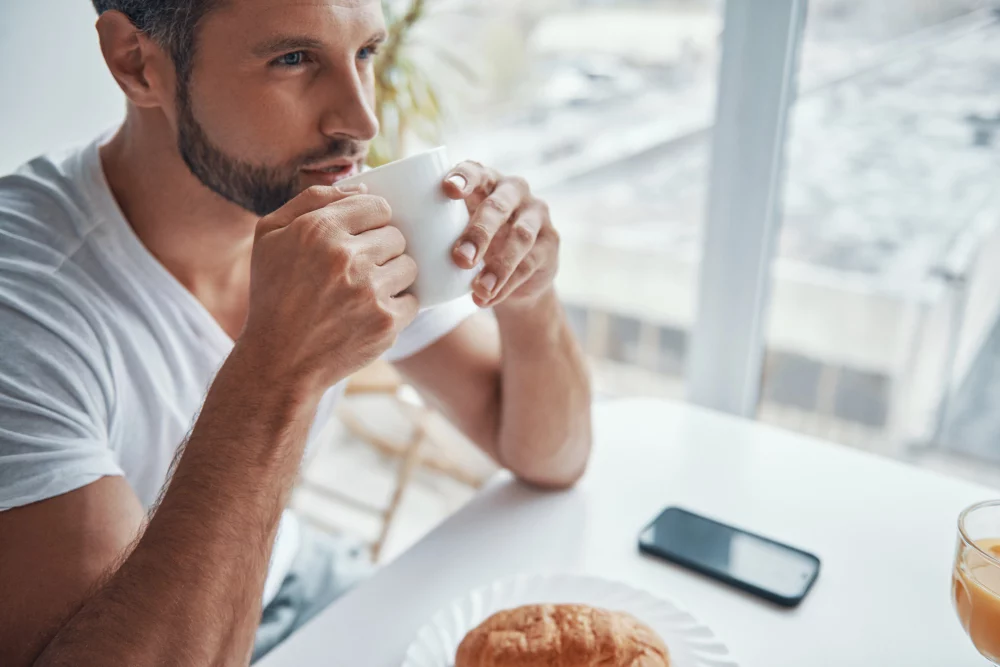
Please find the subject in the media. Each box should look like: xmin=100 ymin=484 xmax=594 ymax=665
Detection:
xmin=0 ymin=0 xmax=592 ymax=664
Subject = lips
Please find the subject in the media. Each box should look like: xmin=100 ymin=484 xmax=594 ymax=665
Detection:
xmin=300 ymin=160 xmax=359 ymax=185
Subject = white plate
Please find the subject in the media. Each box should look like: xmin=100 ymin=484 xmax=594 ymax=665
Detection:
xmin=401 ymin=573 xmax=738 ymax=667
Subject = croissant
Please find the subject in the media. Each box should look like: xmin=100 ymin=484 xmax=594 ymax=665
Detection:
xmin=455 ymin=603 xmax=670 ymax=667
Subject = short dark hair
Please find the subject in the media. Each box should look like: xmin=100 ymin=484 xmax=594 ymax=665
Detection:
xmin=91 ymin=0 xmax=220 ymax=81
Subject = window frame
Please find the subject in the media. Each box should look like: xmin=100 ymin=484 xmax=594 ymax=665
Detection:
xmin=686 ymin=0 xmax=809 ymax=417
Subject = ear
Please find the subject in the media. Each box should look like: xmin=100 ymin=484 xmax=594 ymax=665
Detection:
xmin=95 ymin=11 xmax=176 ymax=109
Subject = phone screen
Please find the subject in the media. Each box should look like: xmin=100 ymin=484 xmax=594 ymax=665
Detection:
xmin=639 ymin=507 xmax=820 ymax=605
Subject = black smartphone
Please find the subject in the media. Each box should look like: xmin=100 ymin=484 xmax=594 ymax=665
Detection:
xmin=638 ymin=506 xmax=821 ymax=607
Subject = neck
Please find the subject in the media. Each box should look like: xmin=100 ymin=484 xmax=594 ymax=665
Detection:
xmin=100 ymin=106 xmax=255 ymax=338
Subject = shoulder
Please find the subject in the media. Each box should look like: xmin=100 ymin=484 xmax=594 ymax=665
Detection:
xmin=0 ymin=144 xmax=117 ymax=408
xmin=0 ymin=140 xmax=105 ymax=273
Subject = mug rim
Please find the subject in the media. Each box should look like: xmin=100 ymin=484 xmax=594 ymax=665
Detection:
xmin=958 ymin=499 xmax=1000 ymax=569
xmin=341 ymin=146 xmax=447 ymax=184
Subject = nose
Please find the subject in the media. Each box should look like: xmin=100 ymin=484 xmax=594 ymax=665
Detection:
xmin=317 ymin=64 xmax=379 ymax=143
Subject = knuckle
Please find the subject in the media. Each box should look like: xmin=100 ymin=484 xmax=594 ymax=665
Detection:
xmin=388 ymin=226 xmax=407 ymax=249
xmin=466 ymin=224 xmax=492 ymax=245
xmin=348 ymin=273 xmax=376 ymax=304
xmin=402 ymin=254 xmax=419 ymax=278
xmin=256 ymin=211 xmax=278 ymax=231
xmin=510 ymin=222 xmax=536 ymax=245
xmin=373 ymin=305 xmax=396 ymax=334
xmin=302 ymin=185 xmax=327 ymax=200
xmin=305 ymin=205 xmax=344 ymax=233
xmin=331 ymin=245 xmax=356 ymax=274
xmin=364 ymin=195 xmax=393 ymax=221
xmin=326 ymin=232 xmax=356 ymax=259
xmin=453 ymin=161 xmax=475 ymax=176
xmin=488 ymin=254 xmax=518 ymax=278
xmin=546 ymin=225 xmax=560 ymax=245
xmin=511 ymin=264 xmax=532 ymax=283
xmin=300 ymin=185 xmax=331 ymax=207
xmin=294 ymin=216 xmax=327 ymax=245
xmin=507 ymin=175 xmax=530 ymax=193
xmin=460 ymin=160 xmax=484 ymax=178
xmin=315 ymin=205 xmax=343 ymax=226
xmin=482 ymin=196 xmax=512 ymax=217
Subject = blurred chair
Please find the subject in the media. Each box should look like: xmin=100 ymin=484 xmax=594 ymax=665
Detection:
xmin=296 ymin=360 xmax=493 ymax=562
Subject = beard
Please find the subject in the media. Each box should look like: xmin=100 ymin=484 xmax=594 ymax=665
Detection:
xmin=176 ymin=85 xmax=366 ymax=217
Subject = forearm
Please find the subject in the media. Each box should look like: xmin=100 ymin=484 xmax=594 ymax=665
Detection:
xmin=493 ymin=289 xmax=592 ymax=488
xmin=35 ymin=344 xmax=322 ymax=667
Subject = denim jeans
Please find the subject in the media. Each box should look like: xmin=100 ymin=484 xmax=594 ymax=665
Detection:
xmin=251 ymin=524 xmax=373 ymax=663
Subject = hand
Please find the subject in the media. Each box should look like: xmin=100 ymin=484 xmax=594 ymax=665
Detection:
xmin=240 ymin=185 xmax=419 ymax=391
xmin=444 ymin=162 xmax=559 ymax=310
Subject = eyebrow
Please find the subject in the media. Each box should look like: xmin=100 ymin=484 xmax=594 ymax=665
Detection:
xmin=251 ymin=36 xmax=326 ymax=58
xmin=251 ymin=30 xmax=389 ymax=59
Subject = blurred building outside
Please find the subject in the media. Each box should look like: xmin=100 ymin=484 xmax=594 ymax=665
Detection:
xmin=433 ymin=0 xmax=1000 ymax=478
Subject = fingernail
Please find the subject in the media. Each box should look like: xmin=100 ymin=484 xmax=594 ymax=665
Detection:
xmin=446 ymin=174 xmax=468 ymax=191
xmin=337 ymin=183 xmax=365 ymax=194
xmin=456 ymin=242 xmax=477 ymax=263
xmin=479 ymin=272 xmax=498 ymax=294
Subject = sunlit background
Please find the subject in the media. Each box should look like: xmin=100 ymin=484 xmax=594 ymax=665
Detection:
xmin=3 ymin=0 xmax=1000 ymax=560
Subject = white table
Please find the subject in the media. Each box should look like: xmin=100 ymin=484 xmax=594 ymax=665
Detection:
xmin=260 ymin=399 xmax=996 ymax=666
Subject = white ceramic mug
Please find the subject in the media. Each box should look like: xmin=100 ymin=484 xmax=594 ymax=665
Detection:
xmin=336 ymin=147 xmax=477 ymax=308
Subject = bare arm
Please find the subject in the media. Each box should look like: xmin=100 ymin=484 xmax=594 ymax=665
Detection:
xmin=492 ymin=290 xmax=592 ymax=486
xmin=395 ymin=161 xmax=592 ymax=489
xmin=0 ymin=478 xmax=144 ymax=666
xmin=395 ymin=290 xmax=591 ymax=489
xmin=0 ymin=354 xmax=319 ymax=667
xmin=0 ymin=187 xmax=418 ymax=666
xmin=33 ymin=352 xmax=320 ymax=667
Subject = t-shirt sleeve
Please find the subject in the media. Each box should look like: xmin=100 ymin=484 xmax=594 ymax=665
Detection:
xmin=0 ymin=273 xmax=122 ymax=511
xmin=382 ymin=295 xmax=479 ymax=363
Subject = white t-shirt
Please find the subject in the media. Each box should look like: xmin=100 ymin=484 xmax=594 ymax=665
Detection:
xmin=0 ymin=133 xmax=476 ymax=604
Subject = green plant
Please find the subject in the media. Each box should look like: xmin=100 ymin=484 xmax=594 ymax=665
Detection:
xmin=370 ymin=0 xmax=479 ymax=166
xmin=370 ymin=0 xmax=440 ymax=167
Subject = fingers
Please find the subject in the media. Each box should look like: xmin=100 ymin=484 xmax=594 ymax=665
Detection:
xmin=326 ymin=194 xmax=394 ymax=235
xmin=479 ymin=259 xmax=535 ymax=308
xmin=442 ymin=161 xmax=497 ymax=200
xmin=481 ymin=228 xmax=559 ymax=308
xmin=452 ymin=176 xmax=531 ymax=269
xmin=378 ymin=254 xmax=419 ymax=298
xmin=379 ymin=254 xmax=420 ymax=330
xmin=473 ymin=203 xmax=544 ymax=302
xmin=256 ymin=184 xmax=367 ymax=240
xmin=355 ymin=225 xmax=406 ymax=266
xmin=444 ymin=161 xmax=503 ymax=226
xmin=290 ymin=194 xmax=392 ymax=242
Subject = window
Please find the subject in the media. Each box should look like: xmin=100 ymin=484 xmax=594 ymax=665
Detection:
xmin=759 ymin=2 xmax=1000 ymax=461
xmin=442 ymin=0 xmax=725 ymax=399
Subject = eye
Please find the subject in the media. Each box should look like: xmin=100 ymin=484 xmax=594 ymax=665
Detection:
xmin=358 ymin=44 xmax=380 ymax=61
xmin=273 ymin=51 xmax=307 ymax=67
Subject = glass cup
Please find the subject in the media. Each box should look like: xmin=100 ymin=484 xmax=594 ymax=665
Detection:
xmin=954 ymin=500 xmax=1000 ymax=664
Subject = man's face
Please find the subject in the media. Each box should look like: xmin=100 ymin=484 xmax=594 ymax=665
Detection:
xmin=174 ymin=0 xmax=384 ymax=216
